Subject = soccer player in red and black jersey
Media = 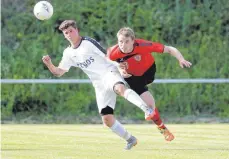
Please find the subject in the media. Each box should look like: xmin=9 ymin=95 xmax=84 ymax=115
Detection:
xmin=107 ymin=27 xmax=192 ymax=142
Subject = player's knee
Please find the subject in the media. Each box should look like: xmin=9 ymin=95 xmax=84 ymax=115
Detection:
xmin=102 ymin=115 xmax=114 ymax=127
xmin=100 ymin=106 xmax=114 ymax=127
xmin=113 ymin=82 xmax=126 ymax=96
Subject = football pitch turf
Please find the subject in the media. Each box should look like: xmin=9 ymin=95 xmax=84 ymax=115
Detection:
xmin=1 ymin=124 xmax=229 ymax=159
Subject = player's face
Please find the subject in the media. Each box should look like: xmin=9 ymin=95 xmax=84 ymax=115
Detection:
xmin=117 ymin=35 xmax=134 ymax=53
xmin=62 ymin=26 xmax=79 ymax=43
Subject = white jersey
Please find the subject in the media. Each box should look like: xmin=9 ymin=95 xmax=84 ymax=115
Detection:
xmin=58 ymin=37 xmax=118 ymax=86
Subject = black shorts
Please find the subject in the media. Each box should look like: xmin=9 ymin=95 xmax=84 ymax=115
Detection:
xmin=125 ymin=63 xmax=156 ymax=95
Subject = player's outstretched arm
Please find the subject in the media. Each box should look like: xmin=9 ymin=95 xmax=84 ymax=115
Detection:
xmin=163 ymin=46 xmax=192 ymax=68
xmin=42 ymin=55 xmax=66 ymax=77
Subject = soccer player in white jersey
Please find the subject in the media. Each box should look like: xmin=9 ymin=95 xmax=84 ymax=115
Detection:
xmin=42 ymin=20 xmax=154 ymax=150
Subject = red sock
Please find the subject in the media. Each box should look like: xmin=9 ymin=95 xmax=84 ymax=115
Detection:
xmin=152 ymin=107 xmax=165 ymax=129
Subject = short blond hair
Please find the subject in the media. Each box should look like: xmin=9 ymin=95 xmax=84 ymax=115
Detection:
xmin=117 ymin=27 xmax=135 ymax=40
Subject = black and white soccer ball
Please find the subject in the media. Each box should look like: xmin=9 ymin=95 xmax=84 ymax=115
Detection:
xmin=33 ymin=1 xmax=53 ymax=20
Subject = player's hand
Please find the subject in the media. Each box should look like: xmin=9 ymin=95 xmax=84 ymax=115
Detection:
xmin=119 ymin=62 xmax=128 ymax=69
xmin=42 ymin=55 xmax=52 ymax=66
xmin=120 ymin=69 xmax=132 ymax=78
xmin=179 ymin=59 xmax=192 ymax=68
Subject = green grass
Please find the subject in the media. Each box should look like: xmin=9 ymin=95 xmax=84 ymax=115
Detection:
xmin=1 ymin=124 xmax=229 ymax=159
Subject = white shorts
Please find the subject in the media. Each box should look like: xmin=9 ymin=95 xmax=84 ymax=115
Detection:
xmin=94 ymin=71 xmax=126 ymax=113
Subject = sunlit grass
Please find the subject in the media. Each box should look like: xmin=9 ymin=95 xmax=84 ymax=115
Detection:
xmin=1 ymin=124 xmax=229 ymax=159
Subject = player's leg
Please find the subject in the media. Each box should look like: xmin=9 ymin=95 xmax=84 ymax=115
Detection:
xmin=107 ymin=71 xmax=153 ymax=119
xmin=95 ymin=85 xmax=137 ymax=150
xmin=101 ymin=107 xmax=131 ymax=140
xmin=140 ymin=91 xmax=165 ymax=127
xmin=101 ymin=109 xmax=137 ymax=150
xmin=124 ymin=76 xmax=155 ymax=120
xmin=126 ymin=64 xmax=174 ymax=141
xmin=139 ymin=91 xmax=155 ymax=109
xmin=125 ymin=81 xmax=165 ymax=127
xmin=136 ymin=88 xmax=174 ymax=140
xmin=139 ymin=66 xmax=175 ymax=141
xmin=114 ymin=83 xmax=174 ymax=141
xmin=140 ymin=91 xmax=174 ymax=141
xmin=113 ymin=82 xmax=153 ymax=119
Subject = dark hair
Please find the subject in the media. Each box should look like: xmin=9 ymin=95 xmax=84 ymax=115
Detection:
xmin=59 ymin=20 xmax=78 ymax=31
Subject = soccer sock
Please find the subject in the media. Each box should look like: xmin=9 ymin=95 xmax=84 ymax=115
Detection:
xmin=110 ymin=120 xmax=131 ymax=141
xmin=152 ymin=107 xmax=165 ymax=129
xmin=124 ymin=89 xmax=150 ymax=113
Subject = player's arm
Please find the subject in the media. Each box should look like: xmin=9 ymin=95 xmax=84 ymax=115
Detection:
xmin=106 ymin=47 xmax=120 ymax=67
xmin=42 ymin=55 xmax=67 ymax=77
xmin=106 ymin=47 xmax=132 ymax=78
xmin=163 ymin=45 xmax=192 ymax=68
xmin=106 ymin=57 xmax=119 ymax=67
xmin=105 ymin=56 xmax=132 ymax=78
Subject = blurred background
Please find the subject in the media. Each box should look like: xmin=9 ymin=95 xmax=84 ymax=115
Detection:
xmin=1 ymin=0 xmax=229 ymax=124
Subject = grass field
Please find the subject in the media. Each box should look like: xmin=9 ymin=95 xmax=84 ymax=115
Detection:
xmin=1 ymin=124 xmax=229 ymax=159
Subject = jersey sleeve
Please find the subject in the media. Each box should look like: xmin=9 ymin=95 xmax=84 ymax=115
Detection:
xmin=88 ymin=38 xmax=107 ymax=58
xmin=150 ymin=42 xmax=164 ymax=53
xmin=93 ymin=45 xmax=106 ymax=58
xmin=106 ymin=47 xmax=112 ymax=60
xmin=137 ymin=39 xmax=164 ymax=53
xmin=106 ymin=45 xmax=118 ymax=61
xmin=58 ymin=50 xmax=72 ymax=72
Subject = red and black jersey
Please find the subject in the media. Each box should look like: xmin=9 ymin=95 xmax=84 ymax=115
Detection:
xmin=107 ymin=39 xmax=164 ymax=76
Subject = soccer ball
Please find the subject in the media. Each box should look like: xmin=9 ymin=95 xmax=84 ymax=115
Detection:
xmin=33 ymin=1 xmax=53 ymax=20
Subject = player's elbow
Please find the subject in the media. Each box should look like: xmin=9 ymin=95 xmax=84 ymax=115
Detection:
xmin=164 ymin=46 xmax=177 ymax=54
xmin=52 ymin=68 xmax=66 ymax=77
xmin=53 ymin=73 xmax=62 ymax=77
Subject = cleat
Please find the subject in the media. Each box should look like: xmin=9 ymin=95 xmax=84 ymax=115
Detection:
xmin=145 ymin=108 xmax=154 ymax=120
xmin=158 ymin=127 xmax=175 ymax=141
xmin=125 ymin=136 xmax=137 ymax=150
